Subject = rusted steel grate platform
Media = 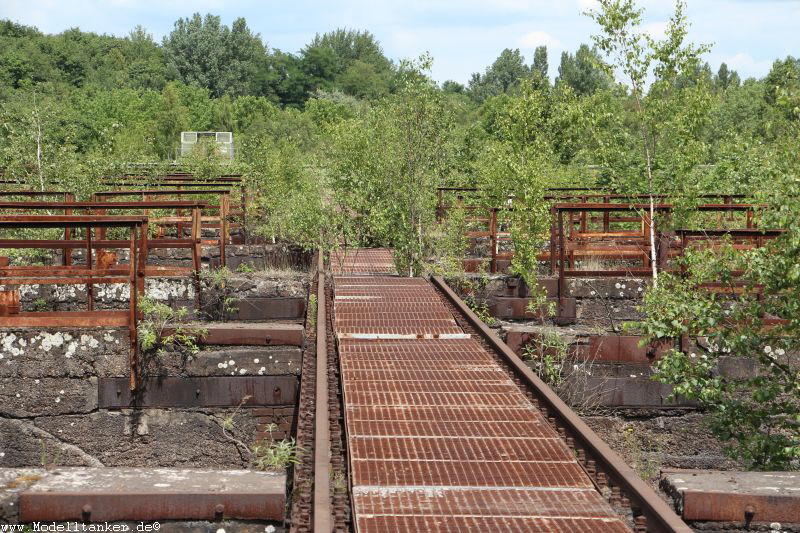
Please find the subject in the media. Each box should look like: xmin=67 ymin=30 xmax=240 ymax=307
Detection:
xmin=333 ymin=268 xmax=631 ymax=532
xmin=331 ymin=248 xmax=396 ymax=274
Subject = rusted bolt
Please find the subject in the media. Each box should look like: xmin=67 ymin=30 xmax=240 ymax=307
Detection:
xmin=196 ymin=388 xmax=201 ymax=397
xmin=273 ymin=387 xmax=282 ymax=402
xmin=214 ymin=503 xmax=225 ymax=520
xmin=744 ymin=505 xmax=756 ymax=524
xmin=265 ymin=335 xmax=272 ymax=344
xmin=81 ymin=504 xmax=92 ymax=522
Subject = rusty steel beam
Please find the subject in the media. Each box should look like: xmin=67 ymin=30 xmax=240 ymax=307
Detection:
xmin=94 ymin=189 xmax=232 ymax=196
xmin=0 ymin=310 xmax=130 ymax=327
xmin=313 ymin=249 xmax=332 ymax=532
xmin=93 ymin=189 xmax=232 ymax=267
xmin=0 ymin=276 xmax=130 ymax=285
xmin=0 ymin=200 xmax=209 ymax=209
xmin=19 ymin=491 xmax=284 ymax=522
xmin=0 ymin=214 xmax=147 ymax=227
xmin=587 ymin=335 xmax=673 ymax=364
xmin=431 ymin=276 xmax=693 ymax=533
xmin=187 ymin=323 xmax=304 ymax=346
xmin=98 ymin=376 xmax=298 ymax=408
xmin=681 ymin=491 xmax=799 ymax=523
xmin=0 ymin=215 xmax=145 ymax=391
xmin=0 ymin=191 xmax=71 ymax=198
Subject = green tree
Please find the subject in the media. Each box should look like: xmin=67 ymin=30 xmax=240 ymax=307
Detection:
xmin=124 ymin=26 xmax=168 ymax=90
xmin=306 ymin=28 xmax=392 ymax=73
xmin=555 ymin=44 xmax=612 ymax=96
xmin=531 ymin=45 xmax=549 ymax=88
xmin=588 ymin=0 xmax=711 ymax=282
xmin=469 ymin=48 xmax=530 ymax=102
xmin=714 ymin=62 xmax=740 ymax=92
xmin=330 ymin=55 xmax=457 ymax=275
xmin=475 ymin=80 xmax=557 ymax=290
xmin=442 ymin=80 xmax=466 ymax=94
xmin=155 ymin=83 xmax=188 ymax=159
xmin=163 ymin=14 xmax=266 ymax=97
xmin=640 ymin=175 xmax=799 ymax=468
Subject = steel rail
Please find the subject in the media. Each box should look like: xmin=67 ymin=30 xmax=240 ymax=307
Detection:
xmin=431 ymin=275 xmax=693 ymax=533
xmin=313 ymin=249 xmax=332 ymax=532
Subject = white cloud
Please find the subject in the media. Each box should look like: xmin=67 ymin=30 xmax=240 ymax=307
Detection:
xmin=519 ymin=30 xmax=561 ymax=49
xmin=641 ymin=21 xmax=668 ymax=40
xmin=723 ymin=52 xmax=774 ymax=75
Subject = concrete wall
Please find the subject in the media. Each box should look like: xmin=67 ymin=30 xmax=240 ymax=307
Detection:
xmin=0 ymin=327 xmax=302 ymax=469
xmin=0 ymin=271 xmax=309 ymax=471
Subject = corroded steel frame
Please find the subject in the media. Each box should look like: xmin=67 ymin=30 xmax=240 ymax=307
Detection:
xmin=93 ymin=190 xmax=231 ymax=267
xmin=0 ymin=215 xmax=147 ymax=391
xmin=0 ymin=200 xmax=208 ymax=307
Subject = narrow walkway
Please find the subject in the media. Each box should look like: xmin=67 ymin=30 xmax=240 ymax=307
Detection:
xmin=332 ymin=251 xmax=630 ymax=532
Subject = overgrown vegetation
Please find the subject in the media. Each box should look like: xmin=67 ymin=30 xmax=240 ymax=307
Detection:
xmin=138 ymin=295 xmax=205 ymax=357
xmin=217 ymin=397 xmax=301 ymax=471
xmin=200 ymin=267 xmax=241 ymax=321
xmin=251 ymin=424 xmax=301 ymax=471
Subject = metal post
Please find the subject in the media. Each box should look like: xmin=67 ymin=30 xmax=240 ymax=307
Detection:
xmin=490 ymin=208 xmax=497 ymax=274
xmin=191 ymin=207 xmax=202 ymax=311
xmin=220 ymin=193 xmax=230 ymax=268
xmin=129 ymin=226 xmax=138 ymax=392
xmin=549 ymin=206 xmax=557 ymax=276
xmin=86 ymin=226 xmax=93 ymax=312
xmin=558 ymin=210 xmax=565 ymax=311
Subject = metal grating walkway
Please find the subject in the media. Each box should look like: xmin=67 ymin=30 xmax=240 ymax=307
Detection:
xmin=332 ymin=252 xmax=631 ymax=532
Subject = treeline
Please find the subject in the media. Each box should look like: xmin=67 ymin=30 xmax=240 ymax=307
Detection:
xmin=0 ymin=12 xmax=797 ymax=185
xmin=0 ymin=17 xmax=395 ymax=105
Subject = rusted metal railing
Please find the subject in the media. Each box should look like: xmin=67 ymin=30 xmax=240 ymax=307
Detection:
xmin=93 ymin=190 xmax=231 ymax=267
xmin=0 ymin=215 xmax=147 ymax=391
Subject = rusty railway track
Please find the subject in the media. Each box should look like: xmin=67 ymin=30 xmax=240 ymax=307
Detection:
xmin=430 ymin=276 xmax=691 ymax=533
xmin=296 ymin=251 xmax=689 ymax=532
xmin=291 ymin=251 xmax=350 ymax=533
xmin=289 ymin=252 xmax=319 ymax=533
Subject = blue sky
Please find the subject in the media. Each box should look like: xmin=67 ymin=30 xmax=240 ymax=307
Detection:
xmin=1 ymin=0 xmax=798 ymax=84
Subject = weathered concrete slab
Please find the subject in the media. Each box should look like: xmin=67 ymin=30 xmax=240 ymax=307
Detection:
xmin=231 ymin=298 xmax=305 ymax=321
xmin=2 ymin=409 xmax=256 ymax=468
xmin=562 ymin=366 xmax=693 ymax=407
xmin=567 ymin=278 xmax=648 ymax=299
xmin=661 ymin=469 xmax=800 ymax=524
xmin=192 ymin=322 xmax=304 ymax=347
xmin=142 ymin=346 xmax=302 ymax=377
xmin=16 ymin=467 xmax=285 ymax=522
xmin=0 ymin=377 xmax=97 ymax=417
xmin=0 ymin=329 xmax=128 ymax=378
xmin=0 ymin=468 xmax=43 ymax=522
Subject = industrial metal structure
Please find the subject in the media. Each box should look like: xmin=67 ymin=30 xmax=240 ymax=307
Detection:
xmin=180 ymin=131 xmax=235 ymax=159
